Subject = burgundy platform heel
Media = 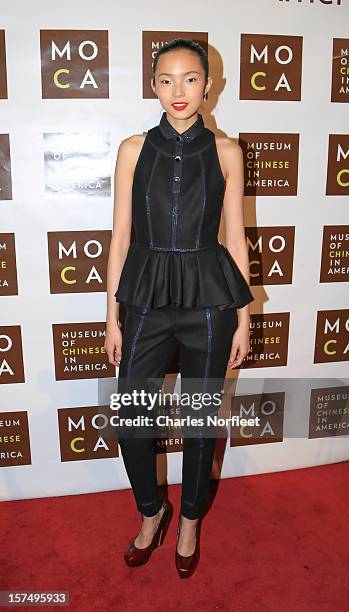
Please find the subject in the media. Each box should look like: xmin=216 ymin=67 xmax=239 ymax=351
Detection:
xmin=124 ymin=499 xmax=173 ymax=567
xmin=175 ymin=514 xmax=202 ymax=578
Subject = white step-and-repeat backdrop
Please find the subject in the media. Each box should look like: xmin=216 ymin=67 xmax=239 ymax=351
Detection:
xmin=1 ymin=0 xmax=348 ymax=501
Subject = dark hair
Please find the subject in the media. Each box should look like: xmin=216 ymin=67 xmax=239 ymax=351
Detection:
xmin=152 ymin=38 xmax=209 ymax=84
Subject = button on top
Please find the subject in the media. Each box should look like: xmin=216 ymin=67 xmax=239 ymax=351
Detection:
xmin=174 ymin=176 xmax=180 ymax=181
xmin=175 ymin=155 xmax=181 ymax=161
xmin=176 ymin=135 xmax=182 ymax=142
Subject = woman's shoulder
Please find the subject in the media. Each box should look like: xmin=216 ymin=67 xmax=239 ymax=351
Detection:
xmin=117 ymin=133 xmax=147 ymax=166
xmin=213 ymin=135 xmax=244 ymax=181
xmin=119 ymin=132 xmax=147 ymax=151
xmin=214 ymin=134 xmax=242 ymax=154
xmin=215 ymin=136 xmax=243 ymax=165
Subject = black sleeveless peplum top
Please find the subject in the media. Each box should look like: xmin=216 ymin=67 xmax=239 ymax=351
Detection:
xmin=114 ymin=112 xmax=254 ymax=311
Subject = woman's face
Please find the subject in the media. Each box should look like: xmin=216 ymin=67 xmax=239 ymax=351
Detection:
xmin=151 ymin=48 xmax=211 ymax=120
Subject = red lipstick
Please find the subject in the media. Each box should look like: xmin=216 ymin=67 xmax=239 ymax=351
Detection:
xmin=171 ymin=102 xmax=188 ymax=111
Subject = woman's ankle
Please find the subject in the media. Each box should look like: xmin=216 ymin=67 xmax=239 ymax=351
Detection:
xmin=142 ymin=502 xmax=164 ymax=522
xmin=180 ymin=514 xmax=199 ymax=526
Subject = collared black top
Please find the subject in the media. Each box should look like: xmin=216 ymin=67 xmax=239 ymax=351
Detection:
xmin=114 ymin=112 xmax=254 ymax=310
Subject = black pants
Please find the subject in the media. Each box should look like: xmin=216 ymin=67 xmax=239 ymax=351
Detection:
xmin=116 ymin=303 xmax=238 ymax=519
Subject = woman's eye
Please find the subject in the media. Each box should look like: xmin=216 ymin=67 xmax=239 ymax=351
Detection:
xmin=159 ymin=77 xmax=197 ymax=84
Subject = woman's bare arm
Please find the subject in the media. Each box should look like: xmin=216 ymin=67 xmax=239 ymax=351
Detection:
xmin=105 ymin=135 xmax=144 ymax=328
xmin=218 ymin=138 xmax=252 ymax=331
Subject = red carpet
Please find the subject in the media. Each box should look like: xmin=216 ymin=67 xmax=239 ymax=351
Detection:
xmin=1 ymin=460 xmax=348 ymax=612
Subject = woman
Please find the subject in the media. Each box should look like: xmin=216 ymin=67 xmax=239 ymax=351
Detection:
xmin=104 ymin=38 xmax=254 ymax=578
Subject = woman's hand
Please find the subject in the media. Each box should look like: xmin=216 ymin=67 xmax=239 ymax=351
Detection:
xmin=228 ymin=324 xmax=251 ymax=369
xmin=104 ymin=321 xmax=123 ymax=367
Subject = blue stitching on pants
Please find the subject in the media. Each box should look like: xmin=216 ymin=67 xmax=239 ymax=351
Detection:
xmin=126 ymin=308 xmax=148 ymax=381
xmin=140 ymin=497 xmax=161 ymax=507
xmin=203 ymin=308 xmax=212 ymax=392
xmin=182 ymin=307 xmax=215 ymax=514
xmin=184 ymin=437 xmax=206 ymax=509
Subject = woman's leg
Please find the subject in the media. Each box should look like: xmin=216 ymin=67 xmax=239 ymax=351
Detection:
xmin=117 ymin=305 xmax=178 ymax=517
xmin=175 ymin=306 xmax=238 ymax=552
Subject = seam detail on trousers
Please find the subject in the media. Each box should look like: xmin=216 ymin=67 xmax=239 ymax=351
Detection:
xmin=185 ymin=437 xmax=206 ymax=507
xmin=140 ymin=497 xmax=161 ymax=507
xmin=126 ymin=308 xmax=148 ymax=381
xmin=203 ymin=307 xmax=212 ymax=392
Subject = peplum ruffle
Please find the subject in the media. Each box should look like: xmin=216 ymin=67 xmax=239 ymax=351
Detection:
xmin=114 ymin=242 xmax=254 ymax=311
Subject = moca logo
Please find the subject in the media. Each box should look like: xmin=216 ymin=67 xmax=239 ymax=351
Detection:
xmin=331 ymin=39 xmax=349 ymax=103
xmin=47 ymin=230 xmax=111 ymax=294
xmin=40 ymin=30 xmax=109 ymax=98
xmin=0 ymin=411 xmax=31 ymax=467
xmin=245 ymin=227 xmax=295 ymax=286
xmin=242 ymin=312 xmax=290 ymax=368
xmin=52 ymin=322 xmax=115 ymax=380
xmin=43 ymin=132 xmax=111 ymax=198
xmin=319 ymin=225 xmax=349 ymax=283
xmin=230 ymin=391 xmax=285 ymax=447
xmin=314 ymin=310 xmax=349 ymax=364
xmin=0 ymin=326 xmax=25 ymax=384
xmin=309 ymin=385 xmax=349 ymax=440
xmin=0 ymin=233 xmax=18 ymax=296
xmin=240 ymin=34 xmax=303 ymax=101
xmin=58 ymin=406 xmax=119 ymax=461
xmin=239 ymin=133 xmax=299 ymax=196
xmin=326 ymin=135 xmax=349 ymax=195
